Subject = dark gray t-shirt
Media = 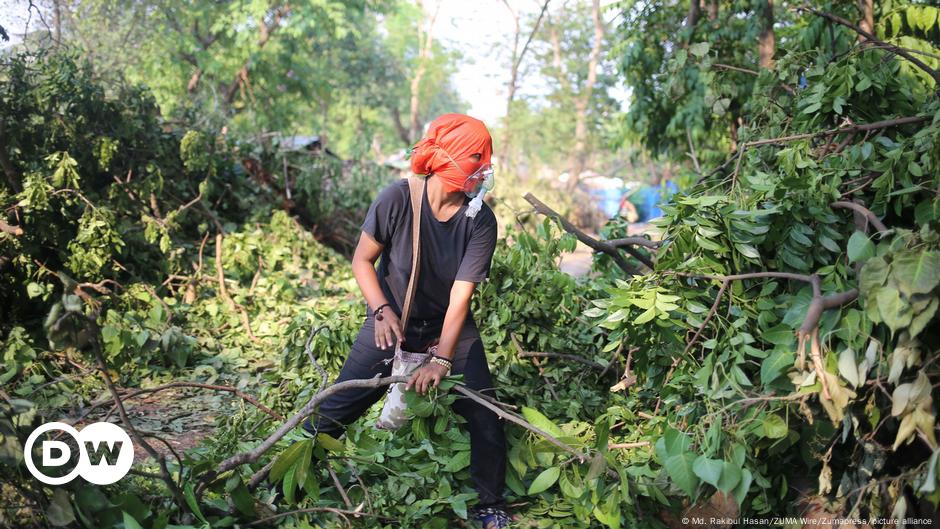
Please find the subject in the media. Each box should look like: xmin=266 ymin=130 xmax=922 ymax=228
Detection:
xmin=360 ymin=177 xmax=498 ymax=324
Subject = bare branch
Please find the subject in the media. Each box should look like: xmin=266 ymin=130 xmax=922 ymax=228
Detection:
xmin=524 ymin=193 xmax=643 ymax=274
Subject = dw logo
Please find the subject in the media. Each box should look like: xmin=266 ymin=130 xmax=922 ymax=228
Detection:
xmin=24 ymin=422 xmax=134 ymax=485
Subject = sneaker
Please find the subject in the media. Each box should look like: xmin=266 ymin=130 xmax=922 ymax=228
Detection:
xmin=469 ymin=506 xmax=513 ymax=529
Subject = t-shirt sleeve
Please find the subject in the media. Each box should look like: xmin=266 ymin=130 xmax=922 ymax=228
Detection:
xmin=455 ymin=208 xmax=498 ymax=283
xmin=360 ymin=181 xmax=406 ymax=246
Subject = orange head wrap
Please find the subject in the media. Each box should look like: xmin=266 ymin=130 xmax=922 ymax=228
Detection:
xmin=410 ymin=113 xmax=493 ymax=193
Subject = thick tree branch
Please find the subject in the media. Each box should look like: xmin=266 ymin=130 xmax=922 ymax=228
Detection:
xmin=830 ymin=201 xmax=888 ymax=234
xmin=524 ymin=193 xmax=642 ymax=275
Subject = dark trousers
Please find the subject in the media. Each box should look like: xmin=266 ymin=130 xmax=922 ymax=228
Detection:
xmin=302 ymin=315 xmax=507 ymax=508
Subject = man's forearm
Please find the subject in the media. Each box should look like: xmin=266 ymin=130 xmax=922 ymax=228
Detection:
xmin=436 ymin=299 xmax=469 ymax=360
xmin=352 ymin=259 xmax=389 ymax=311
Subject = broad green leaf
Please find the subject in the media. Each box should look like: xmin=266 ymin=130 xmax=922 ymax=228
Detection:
xmin=521 ymin=406 xmax=565 ymax=438
xmin=761 ymin=414 xmax=788 ymax=439
xmin=717 ymin=462 xmax=742 ymax=492
xmin=122 ymin=512 xmax=144 ymax=529
xmin=761 ymin=349 xmax=793 ymax=386
xmin=838 ymin=348 xmax=860 ymax=388
xmin=893 ymin=251 xmax=940 ymax=296
xmin=690 ymin=42 xmax=710 ymax=57
xmin=847 ymin=231 xmax=875 ymax=264
xmin=270 ymin=440 xmax=309 ymax=482
xmin=527 ymin=467 xmax=561 ymax=495
xmin=692 ymin=455 xmax=723 ymax=487
xmin=664 ymin=453 xmax=699 ymax=497
xmin=317 ymin=433 xmax=345 ymax=453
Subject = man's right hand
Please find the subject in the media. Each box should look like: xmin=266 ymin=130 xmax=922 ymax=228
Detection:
xmin=375 ymin=309 xmax=405 ymax=350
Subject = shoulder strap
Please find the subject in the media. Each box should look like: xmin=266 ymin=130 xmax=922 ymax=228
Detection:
xmin=399 ymin=176 xmax=424 ymax=330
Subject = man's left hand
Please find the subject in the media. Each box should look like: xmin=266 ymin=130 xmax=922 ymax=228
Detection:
xmin=405 ymin=363 xmax=450 ymax=395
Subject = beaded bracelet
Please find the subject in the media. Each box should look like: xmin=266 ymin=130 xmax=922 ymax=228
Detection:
xmin=372 ymin=302 xmax=392 ymax=321
xmin=431 ymin=357 xmax=452 ymax=372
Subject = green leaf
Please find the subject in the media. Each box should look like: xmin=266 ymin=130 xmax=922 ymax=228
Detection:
xmin=633 ymin=306 xmax=657 ymax=324
xmin=733 ymin=468 xmax=753 ymax=506
xmin=122 ymin=512 xmax=144 ymax=529
xmin=664 ymin=453 xmax=699 ymax=496
xmin=761 ymin=349 xmax=793 ymax=386
xmin=690 ymin=42 xmax=710 ymax=57
xmin=47 ymin=489 xmax=76 ymax=527
xmin=270 ymin=440 xmax=309 ymax=482
xmin=717 ymin=462 xmax=742 ymax=492
xmin=893 ymin=251 xmax=940 ymax=296
xmin=444 ymin=450 xmax=471 ymax=472
xmin=521 ymin=406 xmax=565 ymax=438
xmin=847 ymin=231 xmax=875 ymax=264
xmin=692 ymin=455 xmax=723 ymax=487
xmin=317 ymin=433 xmax=345 ymax=453
xmin=183 ymin=482 xmax=208 ymax=524
xmin=734 ymin=243 xmax=761 ymax=259
xmin=761 ymin=414 xmax=788 ymax=439
xmin=528 ymin=467 xmax=561 ymax=495
xmin=876 ymin=287 xmax=913 ymax=333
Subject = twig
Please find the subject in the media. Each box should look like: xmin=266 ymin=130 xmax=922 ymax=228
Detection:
xmin=683 ymin=279 xmax=730 ymax=356
xmin=686 ymin=129 xmax=701 ymax=174
xmin=305 ymin=325 xmax=331 ymax=389
xmin=517 ymin=351 xmax=606 ymax=371
xmin=119 ymin=382 xmax=282 ymax=420
xmin=608 ymin=441 xmax=650 ymax=449
xmin=0 ymin=219 xmax=23 ymax=236
xmin=712 ymin=63 xmax=796 ymax=95
xmin=329 ymin=464 xmax=353 ymax=509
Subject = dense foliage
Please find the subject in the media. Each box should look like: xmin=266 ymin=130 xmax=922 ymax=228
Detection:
xmin=4 ymin=0 xmax=940 ymax=528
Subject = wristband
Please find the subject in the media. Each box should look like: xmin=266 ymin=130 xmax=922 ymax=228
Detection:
xmin=373 ymin=302 xmax=392 ymax=321
xmin=431 ymin=357 xmax=452 ymax=372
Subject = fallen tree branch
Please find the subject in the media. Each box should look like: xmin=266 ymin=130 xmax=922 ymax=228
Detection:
xmin=215 ymin=233 xmax=259 ymax=342
xmin=830 ymin=201 xmax=888 ymax=234
xmin=85 ymin=317 xmax=190 ymax=513
xmin=452 ymin=384 xmax=591 ymax=463
xmin=203 ymin=374 xmax=412 ymax=486
xmin=524 ymin=193 xmax=644 ymax=274
xmin=0 ymin=219 xmax=23 ymax=236
xmin=606 ymin=237 xmax=661 ymax=250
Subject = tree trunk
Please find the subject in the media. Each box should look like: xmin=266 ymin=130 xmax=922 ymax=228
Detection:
xmin=687 ymin=0 xmax=701 ymax=33
xmin=501 ymin=0 xmax=521 ymax=169
xmin=858 ymin=0 xmax=874 ymax=42
xmin=502 ymin=0 xmax=551 ymax=171
xmin=708 ymin=0 xmax=718 ymax=21
xmin=409 ymin=0 xmax=442 ymax=142
xmin=565 ymin=0 xmax=604 ymax=193
xmin=759 ymin=0 xmax=775 ymax=69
